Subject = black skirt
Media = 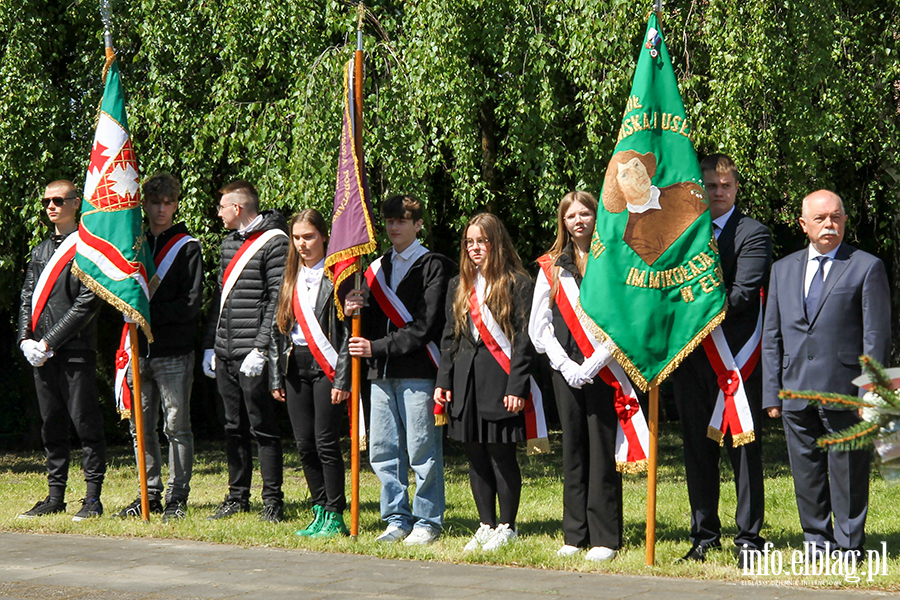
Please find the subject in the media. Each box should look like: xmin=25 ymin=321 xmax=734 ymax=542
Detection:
xmin=447 ymin=357 xmax=526 ymax=444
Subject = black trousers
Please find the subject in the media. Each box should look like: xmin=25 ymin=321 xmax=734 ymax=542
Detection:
xmin=463 ymin=441 xmax=521 ymax=528
xmin=672 ymin=354 xmax=765 ymax=549
xmin=216 ymin=357 xmax=283 ymax=503
xmin=553 ymin=371 xmax=623 ymax=549
xmin=284 ymin=347 xmax=346 ymax=513
xmin=782 ymin=405 xmax=870 ymax=552
xmin=33 ymin=349 xmax=106 ymax=499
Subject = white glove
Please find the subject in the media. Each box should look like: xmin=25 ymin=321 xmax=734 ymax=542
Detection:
xmin=202 ymin=349 xmax=217 ymax=379
xmin=20 ymin=339 xmax=51 ymax=367
xmin=239 ymin=348 xmax=266 ymax=377
xmin=558 ymin=360 xmax=585 ymax=389
xmin=575 ymin=350 xmax=613 ymax=387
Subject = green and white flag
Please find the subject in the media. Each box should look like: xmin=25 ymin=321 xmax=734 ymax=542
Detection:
xmin=73 ymin=50 xmax=155 ymax=341
xmin=579 ymin=14 xmax=725 ymax=391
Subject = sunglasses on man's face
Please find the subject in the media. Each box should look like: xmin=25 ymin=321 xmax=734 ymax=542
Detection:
xmin=41 ymin=196 xmax=77 ymax=208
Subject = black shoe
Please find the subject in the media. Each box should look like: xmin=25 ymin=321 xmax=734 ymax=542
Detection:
xmin=18 ymin=496 xmax=66 ymax=519
xmin=680 ymin=541 xmax=721 ymax=562
xmin=163 ymin=499 xmax=188 ymax=523
xmin=259 ymin=500 xmax=284 ymax=523
xmin=72 ymin=497 xmax=103 ymax=521
xmin=117 ymin=496 xmax=163 ymax=518
xmin=736 ymin=547 xmax=756 ymax=570
xmin=207 ymin=496 xmax=249 ymax=520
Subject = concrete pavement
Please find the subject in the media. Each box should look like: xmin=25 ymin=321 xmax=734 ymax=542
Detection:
xmin=0 ymin=532 xmax=891 ymax=600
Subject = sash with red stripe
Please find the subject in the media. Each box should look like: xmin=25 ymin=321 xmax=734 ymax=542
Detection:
xmin=115 ymin=233 xmax=199 ymax=419
xmin=700 ymin=292 xmax=763 ymax=447
xmin=536 ymin=255 xmax=649 ymax=472
xmin=469 ymin=274 xmax=549 ymax=455
xmin=363 ymin=256 xmax=441 ymax=369
xmin=220 ymin=229 xmax=287 ymax=319
xmin=30 ymin=233 xmax=79 ymax=332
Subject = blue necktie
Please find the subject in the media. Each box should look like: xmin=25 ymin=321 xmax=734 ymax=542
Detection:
xmin=805 ymin=256 xmax=827 ymax=318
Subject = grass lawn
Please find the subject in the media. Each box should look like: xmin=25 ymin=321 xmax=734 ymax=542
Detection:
xmin=2 ymin=420 xmax=900 ymax=591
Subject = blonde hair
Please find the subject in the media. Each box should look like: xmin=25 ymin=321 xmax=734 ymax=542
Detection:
xmin=544 ymin=191 xmax=598 ymax=306
xmin=601 ymin=150 xmax=657 ymax=214
xmin=452 ymin=213 xmax=529 ymax=342
xmin=275 ymin=209 xmax=329 ymax=334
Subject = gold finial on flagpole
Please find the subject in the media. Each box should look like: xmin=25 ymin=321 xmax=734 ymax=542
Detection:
xmin=357 ymin=2 xmax=365 ymax=31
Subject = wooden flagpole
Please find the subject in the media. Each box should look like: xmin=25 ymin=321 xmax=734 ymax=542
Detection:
xmin=128 ymin=323 xmax=150 ymax=522
xmin=347 ymin=2 xmax=366 ymax=541
xmin=646 ymin=0 xmax=662 ymax=565
xmin=645 ymin=385 xmax=659 ymax=565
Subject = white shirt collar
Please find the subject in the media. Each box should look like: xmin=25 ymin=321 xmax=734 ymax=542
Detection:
xmin=807 ymin=243 xmax=841 ymax=261
xmin=392 ymin=239 xmax=423 ymax=261
xmin=626 ymin=186 xmax=661 ymax=214
xmin=712 ymin=206 xmax=736 ymax=231
xmin=238 ymin=214 xmax=263 ymax=236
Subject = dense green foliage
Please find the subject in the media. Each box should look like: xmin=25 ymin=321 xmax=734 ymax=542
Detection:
xmin=1 ymin=0 xmax=898 ymax=442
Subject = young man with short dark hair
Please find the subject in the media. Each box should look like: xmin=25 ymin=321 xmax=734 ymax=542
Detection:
xmin=116 ymin=172 xmax=203 ymax=522
xmin=203 ymin=180 xmax=289 ymax=522
xmin=17 ymin=180 xmax=105 ymax=521
xmin=343 ymin=194 xmax=453 ymax=545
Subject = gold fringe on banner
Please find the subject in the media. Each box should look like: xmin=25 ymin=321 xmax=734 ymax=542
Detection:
xmin=707 ymin=426 xmax=724 ymax=446
xmin=526 ymin=437 xmax=551 ymax=456
xmin=71 ymin=261 xmax=153 ymax=343
xmin=732 ymin=430 xmax=756 ymax=447
xmin=617 ymin=459 xmax=648 ymax=474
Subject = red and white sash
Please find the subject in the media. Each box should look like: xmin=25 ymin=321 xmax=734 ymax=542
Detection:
xmin=469 ymin=274 xmax=549 ymax=455
xmin=292 ymin=271 xmax=367 ymax=449
xmin=220 ymin=229 xmax=287 ymax=318
xmin=115 ymin=233 xmax=199 ymax=419
xmin=537 ymin=255 xmax=649 ymax=471
xmin=700 ymin=293 xmax=763 ymax=447
xmin=30 ymin=233 xmax=79 ymax=331
xmin=364 ymin=256 xmax=441 ymax=369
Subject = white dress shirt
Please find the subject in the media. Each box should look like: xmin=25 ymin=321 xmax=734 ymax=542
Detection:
xmin=290 ymin=259 xmax=326 ymax=346
xmin=711 ymin=206 xmax=736 ymax=241
xmin=390 ymin=239 xmax=428 ymax=291
xmin=804 ymin=244 xmax=840 ymax=297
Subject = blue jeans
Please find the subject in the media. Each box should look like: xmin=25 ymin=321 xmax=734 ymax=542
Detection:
xmin=369 ymin=378 xmax=444 ymax=531
xmin=127 ymin=352 xmax=195 ymax=502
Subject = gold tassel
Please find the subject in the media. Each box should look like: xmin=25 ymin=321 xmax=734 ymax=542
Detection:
xmin=616 ymin=459 xmax=648 ymax=474
xmin=732 ymin=430 xmax=756 ymax=447
xmin=706 ymin=426 xmax=725 ymax=446
xmin=119 ymin=409 xmax=131 ymax=421
xmin=526 ymin=437 xmax=551 ymax=456
xmin=434 ymin=413 xmax=449 ymax=427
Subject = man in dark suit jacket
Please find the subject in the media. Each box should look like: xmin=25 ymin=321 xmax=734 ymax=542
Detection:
xmin=672 ymin=154 xmax=772 ymax=567
xmin=762 ymin=189 xmax=890 ymax=556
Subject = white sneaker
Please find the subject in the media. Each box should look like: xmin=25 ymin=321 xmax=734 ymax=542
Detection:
xmin=375 ymin=524 xmax=411 ymax=543
xmin=464 ymin=523 xmax=494 ymax=551
xmin=403 ymin=527 xmax=439 ymax=546
xmin=557 ymin=544 xmax=581 ymax=557
xmin=585 ymin=546 xmax=617 ymax=562
xmin=482 ymin=523 xmax=518 ymax=551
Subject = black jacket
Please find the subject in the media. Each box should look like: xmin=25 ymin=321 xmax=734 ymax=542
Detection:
xmin=203 ymin=210 xmax=288 ymax=362
xmin=17 ymin=230 xmax=101 ymax=352
xmin=340 ymin=249 xmax=454 ymax=381
xmin=137 ymin=223 xmax=203 ymax=358
xmin=269 ymin=273 xmax=351 ymax=392
xmin=435 ymin=272 xmax=535 ymax=421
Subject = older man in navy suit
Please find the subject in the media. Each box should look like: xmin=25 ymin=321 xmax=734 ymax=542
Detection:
xmin=762 ymin=189 xmax=890 ymax=557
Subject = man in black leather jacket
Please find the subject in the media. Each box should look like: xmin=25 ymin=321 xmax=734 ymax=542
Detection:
xmin=17 ymin=180 xmax=104 ymax=521
xmin=202 ymin=180 xmax=289 ymax=522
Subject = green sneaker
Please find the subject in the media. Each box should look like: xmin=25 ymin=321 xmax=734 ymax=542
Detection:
xmin=295 ymin=504 xmax=325 ymax=537
xmin=312 ymin=511 xmax=349 ymax=538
